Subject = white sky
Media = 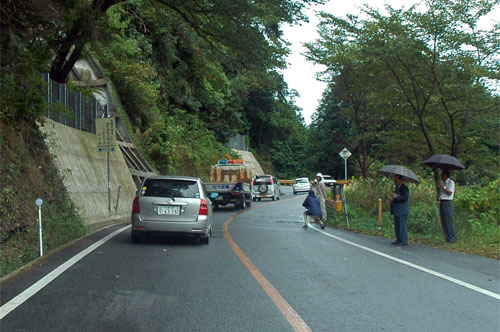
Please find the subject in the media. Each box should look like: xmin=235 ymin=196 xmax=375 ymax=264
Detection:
xmin=282 ymin=0 xmax=500 ymax=125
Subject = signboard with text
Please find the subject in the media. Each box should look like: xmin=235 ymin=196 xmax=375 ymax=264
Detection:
xmin=96 ymin=118 xmax=116 ymax=152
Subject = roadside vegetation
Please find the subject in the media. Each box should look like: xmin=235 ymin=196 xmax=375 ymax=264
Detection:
xmin=308 ymin=0 xmax=499 ymax=257
xmin=324 ymin=177 xmax=500 ymax=259
xmin=0 ymin=122 xmax=87 ymax=276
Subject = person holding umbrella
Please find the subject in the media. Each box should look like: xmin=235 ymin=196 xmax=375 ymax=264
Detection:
xmin=439 ymin=170 xmax=456 ymax=243
xmin=423 ymin=154 xmax=463 ymax=243
xmin=378 ymin=165 xmax=419 ymax=246
xmin=390 ymin=175 xmax=410 ymax=246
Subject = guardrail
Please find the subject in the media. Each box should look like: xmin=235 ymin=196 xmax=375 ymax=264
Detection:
xmin=279 ymin=179 xmax=350 ymax=186
xmin=278 ymin=179 xmax=294 ymax=186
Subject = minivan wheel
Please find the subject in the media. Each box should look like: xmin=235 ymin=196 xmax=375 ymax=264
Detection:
xmin=201 ymin=236 xmax=209 ymax=244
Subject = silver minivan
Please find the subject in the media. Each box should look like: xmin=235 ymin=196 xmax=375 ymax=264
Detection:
xmin=131 ymin=176 xmax=213 ymax=244
xmin=252 ymin=175 xmax=280 ymax=201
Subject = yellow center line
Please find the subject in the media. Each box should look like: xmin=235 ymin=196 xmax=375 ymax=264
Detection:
xmin=223 ymin=204 xmax=313 ymax=332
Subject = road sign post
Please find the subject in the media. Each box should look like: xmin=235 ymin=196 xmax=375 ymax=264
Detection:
xmin=338 ymin=148 xmax=352 ymax=229
xmin=96 ymin=107 xmax=115 ymax=215
xmin=339 ymin=148 xmax=351 ymax=182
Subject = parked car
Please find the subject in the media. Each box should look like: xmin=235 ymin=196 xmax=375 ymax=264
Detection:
xmin=293 ymin=177 xmax=311 ymax=195
xmin=252 ymin=175 xmax=280 ymax=201
xmin=131 ymin=176 xmax=213 ymax=244
xmin=322 ymin=175 xmax=337 ymax=187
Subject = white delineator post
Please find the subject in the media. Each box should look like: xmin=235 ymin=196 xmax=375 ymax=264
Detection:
xmin=35 ymin=198 xmax=43 ymax=256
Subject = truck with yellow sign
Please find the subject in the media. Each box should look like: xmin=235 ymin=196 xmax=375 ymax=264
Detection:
xmin=205 ymin=159 xmax=254 ymax=209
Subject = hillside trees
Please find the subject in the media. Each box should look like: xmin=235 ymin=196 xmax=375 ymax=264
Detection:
xmin=92 ymin=0 xmax=318 ymax=176
xmin=304 ymin=96 xmax=347 ymax=180
xmin=2 ymin=0 xmax=319 ymax=177
xmin=305 ymin=0 xmax=499 ymax=183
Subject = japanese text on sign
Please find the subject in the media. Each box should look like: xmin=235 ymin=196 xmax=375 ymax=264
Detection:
xmin=96 ymin=118 xmax=116 ymax=151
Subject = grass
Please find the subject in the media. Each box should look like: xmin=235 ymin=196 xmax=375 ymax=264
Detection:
xmin=0 ymin=122 xmax=87 ymax=277
xmin=323 ymin=178 xmax=499 ymax=259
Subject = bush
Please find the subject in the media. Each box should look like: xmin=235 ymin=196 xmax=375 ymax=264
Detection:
xmin=0 ymin=122 xmax=87 ymax=277
xmin=325 ymin=177 xmax=499 ymax=258
xmin=136 ymin=110 xmax=230 ymax=180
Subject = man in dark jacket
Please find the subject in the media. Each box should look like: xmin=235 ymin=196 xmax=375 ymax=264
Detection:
xmin=302 ymin=190 xmax=325 ymax=229
xmin=390 ymin=175 xmax=410 ymax=245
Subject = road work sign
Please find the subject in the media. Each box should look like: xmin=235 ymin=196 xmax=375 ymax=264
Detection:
xmin=96 ymin=118 xmax=116 ymax=152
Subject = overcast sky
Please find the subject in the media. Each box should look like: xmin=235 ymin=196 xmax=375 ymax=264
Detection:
xmin=282 ymin=0 xmax=500 ymax=125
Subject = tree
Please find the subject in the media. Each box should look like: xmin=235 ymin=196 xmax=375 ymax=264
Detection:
xmin=305 ymin=0 xmax=499 ymax=186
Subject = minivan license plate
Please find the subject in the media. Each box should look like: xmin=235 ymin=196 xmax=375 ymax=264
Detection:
xmin=157 ymin=205 xmax=180 ymax=215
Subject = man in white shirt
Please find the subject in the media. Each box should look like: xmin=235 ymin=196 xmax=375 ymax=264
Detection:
xmin=439 ymin=170 xmax=456 ymax=243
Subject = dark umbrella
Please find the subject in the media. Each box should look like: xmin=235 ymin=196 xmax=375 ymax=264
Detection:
xmin=378 ymin=165 xmax=421 ymax=184
xmin=424 ymin=154 xmax=464 ymax=170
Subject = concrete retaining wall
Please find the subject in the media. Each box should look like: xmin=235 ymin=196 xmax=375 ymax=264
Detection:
xmin=233 ymin=149 xmax=265 ymax=176
xmin=41 ymin=120 xmax=136 ymax=225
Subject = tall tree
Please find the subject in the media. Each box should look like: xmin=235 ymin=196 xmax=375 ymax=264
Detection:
xmin=305 ymin=0 xmax=499 ymax=186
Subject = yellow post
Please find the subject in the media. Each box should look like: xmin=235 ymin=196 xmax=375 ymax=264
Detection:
xmin=378 ymin=198 xmax=382 ymax=228
xmin=335 ymin=194 xmax=342 ymax=217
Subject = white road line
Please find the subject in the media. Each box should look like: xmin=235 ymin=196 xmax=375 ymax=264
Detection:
xmin=0 ymin=225 xmax=130 ymax=320
xmin=310 ymin=226 xmax=500 ymax=300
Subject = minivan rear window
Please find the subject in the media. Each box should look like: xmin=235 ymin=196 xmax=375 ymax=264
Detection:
xmin=141 ymin=179 xmax=199 ymax=198
xmin=255 ymin=176 xmax=272 ymax=184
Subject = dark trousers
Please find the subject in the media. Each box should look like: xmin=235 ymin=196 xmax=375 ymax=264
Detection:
xmin=394 ymin=215 xmax=408 ymax=244
xmin=440 ymin=200 xmax=456 ymax=242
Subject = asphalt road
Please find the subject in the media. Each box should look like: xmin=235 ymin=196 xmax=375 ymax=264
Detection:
xmin=1 ymin=187 xmax=499 ymax=332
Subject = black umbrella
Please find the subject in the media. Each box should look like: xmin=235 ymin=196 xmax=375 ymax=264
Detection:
xmin=424 ymin=154 xmax=464 ymax=170
xmin=378 ymin=165 xmax=421 ymax=184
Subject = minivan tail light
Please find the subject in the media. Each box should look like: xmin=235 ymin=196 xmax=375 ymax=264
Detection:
xmin=199 ymin=199 xmax=208 ymax=215
xmin=270 ymin=177 xmax=274 ymax=185
xmin=132 ymin=196 xmax=140 ymax=213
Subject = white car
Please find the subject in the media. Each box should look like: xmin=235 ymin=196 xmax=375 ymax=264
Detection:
xmin=322 ymin=175 xmax=337 ymax=187
xmin=293 ymin=177 xmax=311 ymax=194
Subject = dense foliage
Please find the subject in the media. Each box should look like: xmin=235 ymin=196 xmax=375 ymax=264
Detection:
xmin=90 ymin=0 xmax=319 ymax=177
xmin=305 ymin=0 xmax=499 ymax=256
xmin=304 ymin=0 xmax=499 ymax=185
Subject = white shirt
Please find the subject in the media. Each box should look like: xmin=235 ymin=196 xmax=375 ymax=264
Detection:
xmin=439 ymin=178 xmax=455 ymax=200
